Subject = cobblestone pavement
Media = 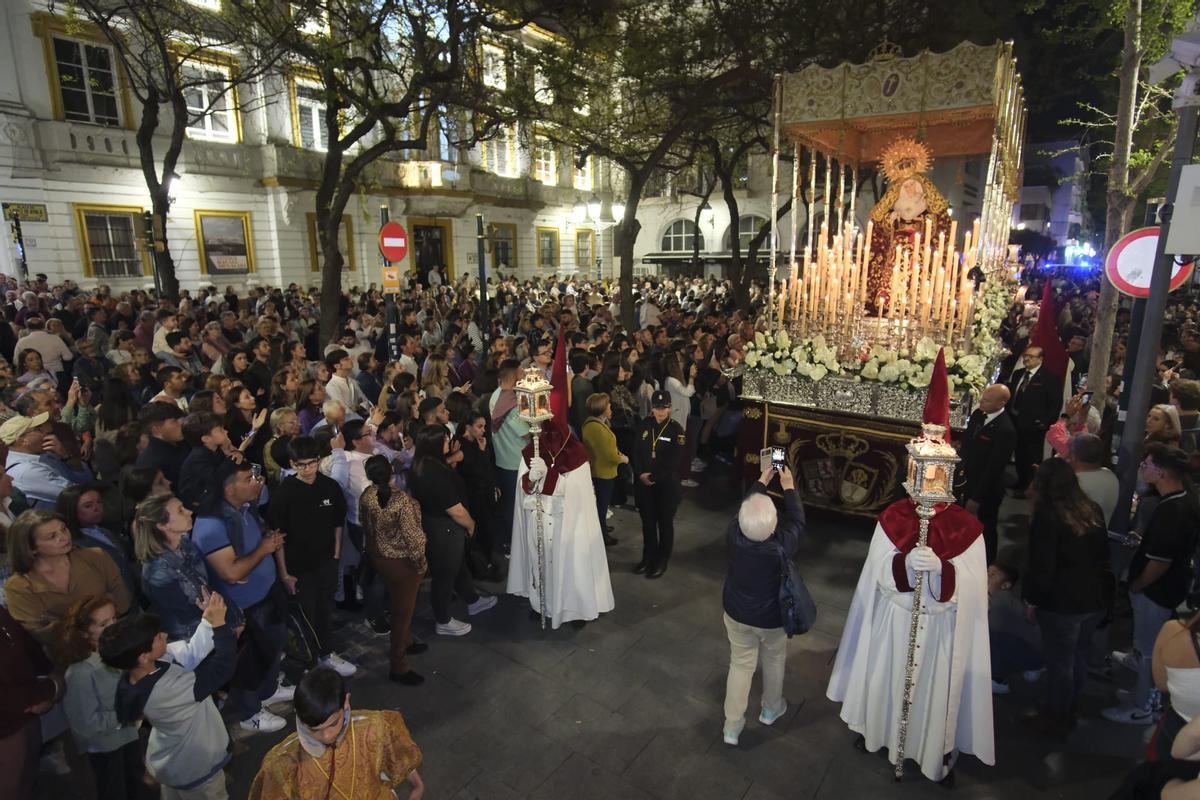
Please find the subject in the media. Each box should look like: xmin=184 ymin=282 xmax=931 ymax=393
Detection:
xmin=39 ymin=467 xmax=1148 ymax=799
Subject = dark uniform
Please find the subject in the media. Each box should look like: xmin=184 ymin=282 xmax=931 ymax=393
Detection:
xmin=954 ymin=407 xmax=1016 ymax=564
xmin=631 ymin=391 xmax=684 ymax=579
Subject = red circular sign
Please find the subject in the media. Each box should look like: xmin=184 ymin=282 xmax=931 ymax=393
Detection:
xmin=1104 ymin=226 xmax=1193 ymax=297
xmin=378 ymin=221 xmax=409 ymax=263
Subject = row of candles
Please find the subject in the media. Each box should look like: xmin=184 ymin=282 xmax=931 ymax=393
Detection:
xmin=776 ymin=216 xmax=982 ymax=344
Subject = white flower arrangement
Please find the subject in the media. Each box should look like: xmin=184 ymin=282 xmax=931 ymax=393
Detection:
xmin=744 ymin=332 xmax=993 ymax=394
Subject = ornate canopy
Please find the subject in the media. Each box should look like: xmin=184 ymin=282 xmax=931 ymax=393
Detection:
xmin=780 ymin=40 xmax=1025 ymax=191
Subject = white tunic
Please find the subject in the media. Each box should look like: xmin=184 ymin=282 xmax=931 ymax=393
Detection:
xmin=507 ymin=459 xmax=615 ymax=629
xmin=826 ymin=523 xmax=994 ymax=781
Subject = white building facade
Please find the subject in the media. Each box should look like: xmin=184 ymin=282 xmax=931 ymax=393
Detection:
xmin=631 ymin=151 xmax=991 ymax=279
xmin=1010 ymin=139 xmax=1089 ymax=248
xmin=0 ymin=2 xmax=620 ymax=292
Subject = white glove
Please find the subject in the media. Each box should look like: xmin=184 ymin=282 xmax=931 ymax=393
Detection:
xmin=905 ymin=546 xmax=942 ymax=575
xmin=527 ymin=457 xmax=548 ymax=483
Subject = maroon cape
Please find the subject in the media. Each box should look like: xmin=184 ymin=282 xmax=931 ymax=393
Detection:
xmin=878 ymin=497 xmax=983 ymax=602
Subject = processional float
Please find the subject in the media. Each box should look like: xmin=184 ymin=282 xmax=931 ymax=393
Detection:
xmin=746 ymin=40 xmax=1027 ymax=425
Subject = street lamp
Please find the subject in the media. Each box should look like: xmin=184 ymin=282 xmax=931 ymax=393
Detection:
xmin=701 ymin=200 xmax=714 ymax=225
xmin=587 ymin=193 xmax=602 ymax=221
xmin=572 ymin=197 xmax=587 ymax=223
xmin=612 ymin=199 xmax=625 ymax=221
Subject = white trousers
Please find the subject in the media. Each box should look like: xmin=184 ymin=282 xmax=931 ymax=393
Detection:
xmin=723 ymin=612 xmax=787 ymax=733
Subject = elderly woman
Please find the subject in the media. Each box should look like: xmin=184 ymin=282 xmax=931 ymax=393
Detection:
xmin=720 ymin=465 xmax=804 ymax=746
xmin=4 ymin=509 xmax=132 ymax=643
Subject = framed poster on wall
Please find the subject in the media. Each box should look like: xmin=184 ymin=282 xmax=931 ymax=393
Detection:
xmin=195 ymin=210 xmax=255 ymax=275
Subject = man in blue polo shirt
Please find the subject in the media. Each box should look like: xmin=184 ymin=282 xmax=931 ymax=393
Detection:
xmin=192 ymin=460 xmax=292 ymax=734
xmin=489 ymin=359 xmax=531 ymax=557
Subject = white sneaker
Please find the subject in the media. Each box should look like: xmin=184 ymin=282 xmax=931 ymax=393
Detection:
xmin=265 ymin=677 xmax=295 ymax=704
xmin=436 ymin=618 xmax=472 ymax=636
xmin=681 ymin=478 xmax=699 ymax=488
xmin=239 ymin=709 xmax=287 ymax=734
xmin=468 ymin=595 xmax=498 ymax=615
xmin=606 ymin=508 xmax=614 ymax=519
xmin=723 ymin=727 xmax=740 ymax=746
xmin=759 ymin=700 xmax=788 ymax=726
xmin=1021 ymin=668 xmax=1045 ymax=683
xmin=321 ymin=652 xmax=358 ymax=677
xmin=1111 ymin=650 xmax=1140 ymax=673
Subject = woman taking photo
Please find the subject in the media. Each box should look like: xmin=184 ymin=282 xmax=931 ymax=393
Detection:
xmin=1022 ymin=458 xmax=1113 ymax=737
xmin=4 ymin=509 xmax=132 ymax=642
xmin=408 ymin=425 xmax=494 ymax=637
xmin=359 ymin=455 xmax=427 ymax=685
xmin=224 ymin=386 xmax=269 ymax=465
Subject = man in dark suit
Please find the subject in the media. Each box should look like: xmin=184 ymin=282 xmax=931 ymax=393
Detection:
xmin=1006 ymin=346 xmax=1062 ymax=494
xmin=956 ymin=384 xmax=1016 ymax=564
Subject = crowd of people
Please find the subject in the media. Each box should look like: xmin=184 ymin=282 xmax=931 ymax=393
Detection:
xmin=9 ymin=260 xmax=1200 ymax=798
xmin=0 ymin=270 xmax=751 ymax=799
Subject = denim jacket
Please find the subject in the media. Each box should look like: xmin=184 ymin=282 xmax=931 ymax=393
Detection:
xmin=142 ymin=536 xmax=243 ymax=640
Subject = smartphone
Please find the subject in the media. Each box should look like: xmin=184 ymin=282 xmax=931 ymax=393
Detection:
xmin=250 ymin=463 xmax=263 ymax=481
xmin=1080 ymin=391 xmax=1094 ymax=404
xmin=771 ymin=446 xmax=787 ymax=470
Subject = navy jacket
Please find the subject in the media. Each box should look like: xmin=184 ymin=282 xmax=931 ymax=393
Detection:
xmin=722 ymin=483 xmax=805 ymax=629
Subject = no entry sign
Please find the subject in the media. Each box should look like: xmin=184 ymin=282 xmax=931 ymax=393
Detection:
xmin=378 ymin=221 xmax=409 ymax=263
xmin=1105 ymin=226 xmax=1193 ymax=297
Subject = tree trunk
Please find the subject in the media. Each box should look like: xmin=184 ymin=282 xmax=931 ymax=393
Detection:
xmin=316 ymin=201 xmax=348 ymax=349
xmin=151 ymin=190 xmax=178 ymax=300
xmin=617 ymin=168 xmax=648 ymax=331
xmin=1087 ymin=0 xmax=1143 ymax=405
xmin=133 ymin=87 xmax=184 ymax=303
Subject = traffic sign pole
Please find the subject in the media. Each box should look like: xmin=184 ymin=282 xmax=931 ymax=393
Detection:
xmin=380 ymin=207 xmax=401 ymax=362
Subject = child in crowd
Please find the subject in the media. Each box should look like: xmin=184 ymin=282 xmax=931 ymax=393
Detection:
xmin=988 ymin=563 xmax=1042 ymax=694
xmin=99 ymin=596 xmax=236 ymax=800
xmin=55 ymin=592 xmax=223 ymax=800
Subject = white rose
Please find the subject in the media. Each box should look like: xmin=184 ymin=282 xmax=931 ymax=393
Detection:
xmin=812 ymin=334 xmax=828 ymax=350
xmin=894 ymin=359 xmax=912 ymax=373
xmin=776 ymin=330 xmax=791 ymax=350
xmin=772 ymin=361 xmax=789 ymax=376
xmin=908 ymin=371 xmax=931 ymax=388
xmin=809 ymin=364 xmax=828 ymax=382
xmin=878 ymin=363 xmax=900 ymax=383
xmin=914 ymin=337 xmax=939 ymax=361
xmin=745 ymin=351 xmax=760 ymax=368
xmin=860 ymin=361 xmax=879 ymax=380
xmin=754 ymin=331 xmax=767 ymax=349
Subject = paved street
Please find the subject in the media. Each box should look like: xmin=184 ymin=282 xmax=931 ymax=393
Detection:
xmin=231 ymin=468 xmax=1147 ymax=800
xmin=38 ymin=468 xmax=1149 ymax=800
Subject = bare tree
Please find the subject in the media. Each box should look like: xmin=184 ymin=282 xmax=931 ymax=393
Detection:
xmin=53 ymin=0 xmax=283 ymax=300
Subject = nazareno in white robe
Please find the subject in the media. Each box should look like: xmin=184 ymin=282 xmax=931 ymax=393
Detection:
xmin=826 ymin=522 xmax=994 ymax=781
xmin=506 ymin=457 xmax=615 ymax=629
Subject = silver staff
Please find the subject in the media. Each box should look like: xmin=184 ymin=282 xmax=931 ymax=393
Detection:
xmin=515 ymin=368 xmax=554 ymax=629
xmin=894 ymin=424 xmax=959 ymax=781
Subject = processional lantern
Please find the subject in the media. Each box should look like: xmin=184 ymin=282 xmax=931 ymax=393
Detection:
xmin=902 ymin=423 xmax=959 ymax=506
xmin=514 ymin=365 xmax=553 ymax=629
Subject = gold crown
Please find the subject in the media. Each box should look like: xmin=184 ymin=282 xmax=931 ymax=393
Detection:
xmin=814 ymin=432 xmax=870 ymax=461
xmin=878 ymin=137 xmax=932 ymax=184
xmin=869 ymin=39 xmax=903 ymax=62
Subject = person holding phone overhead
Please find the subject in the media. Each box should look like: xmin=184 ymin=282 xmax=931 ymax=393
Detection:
xmin=631 ymin=390 xmax=685 ymax=579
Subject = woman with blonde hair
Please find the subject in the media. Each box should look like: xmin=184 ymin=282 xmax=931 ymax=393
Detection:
xmin=1147 ymin=403 xmax=1183 ymax=447
xmin=134 ymin=493 xmax=242 ymax=640
xmin=421 ymin=352 xmax=451 ymax=400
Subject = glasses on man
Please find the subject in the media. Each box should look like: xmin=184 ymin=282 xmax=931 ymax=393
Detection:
xmin=293 ymin=459 xmax=320 ymax=470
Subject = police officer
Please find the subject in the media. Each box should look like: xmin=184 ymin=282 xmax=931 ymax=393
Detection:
xmin=631 ymin=390 xmax=684 ymax=579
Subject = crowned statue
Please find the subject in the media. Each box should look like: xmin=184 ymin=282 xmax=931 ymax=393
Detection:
xmin=865 ymin=138 xmax=952 ymax=314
